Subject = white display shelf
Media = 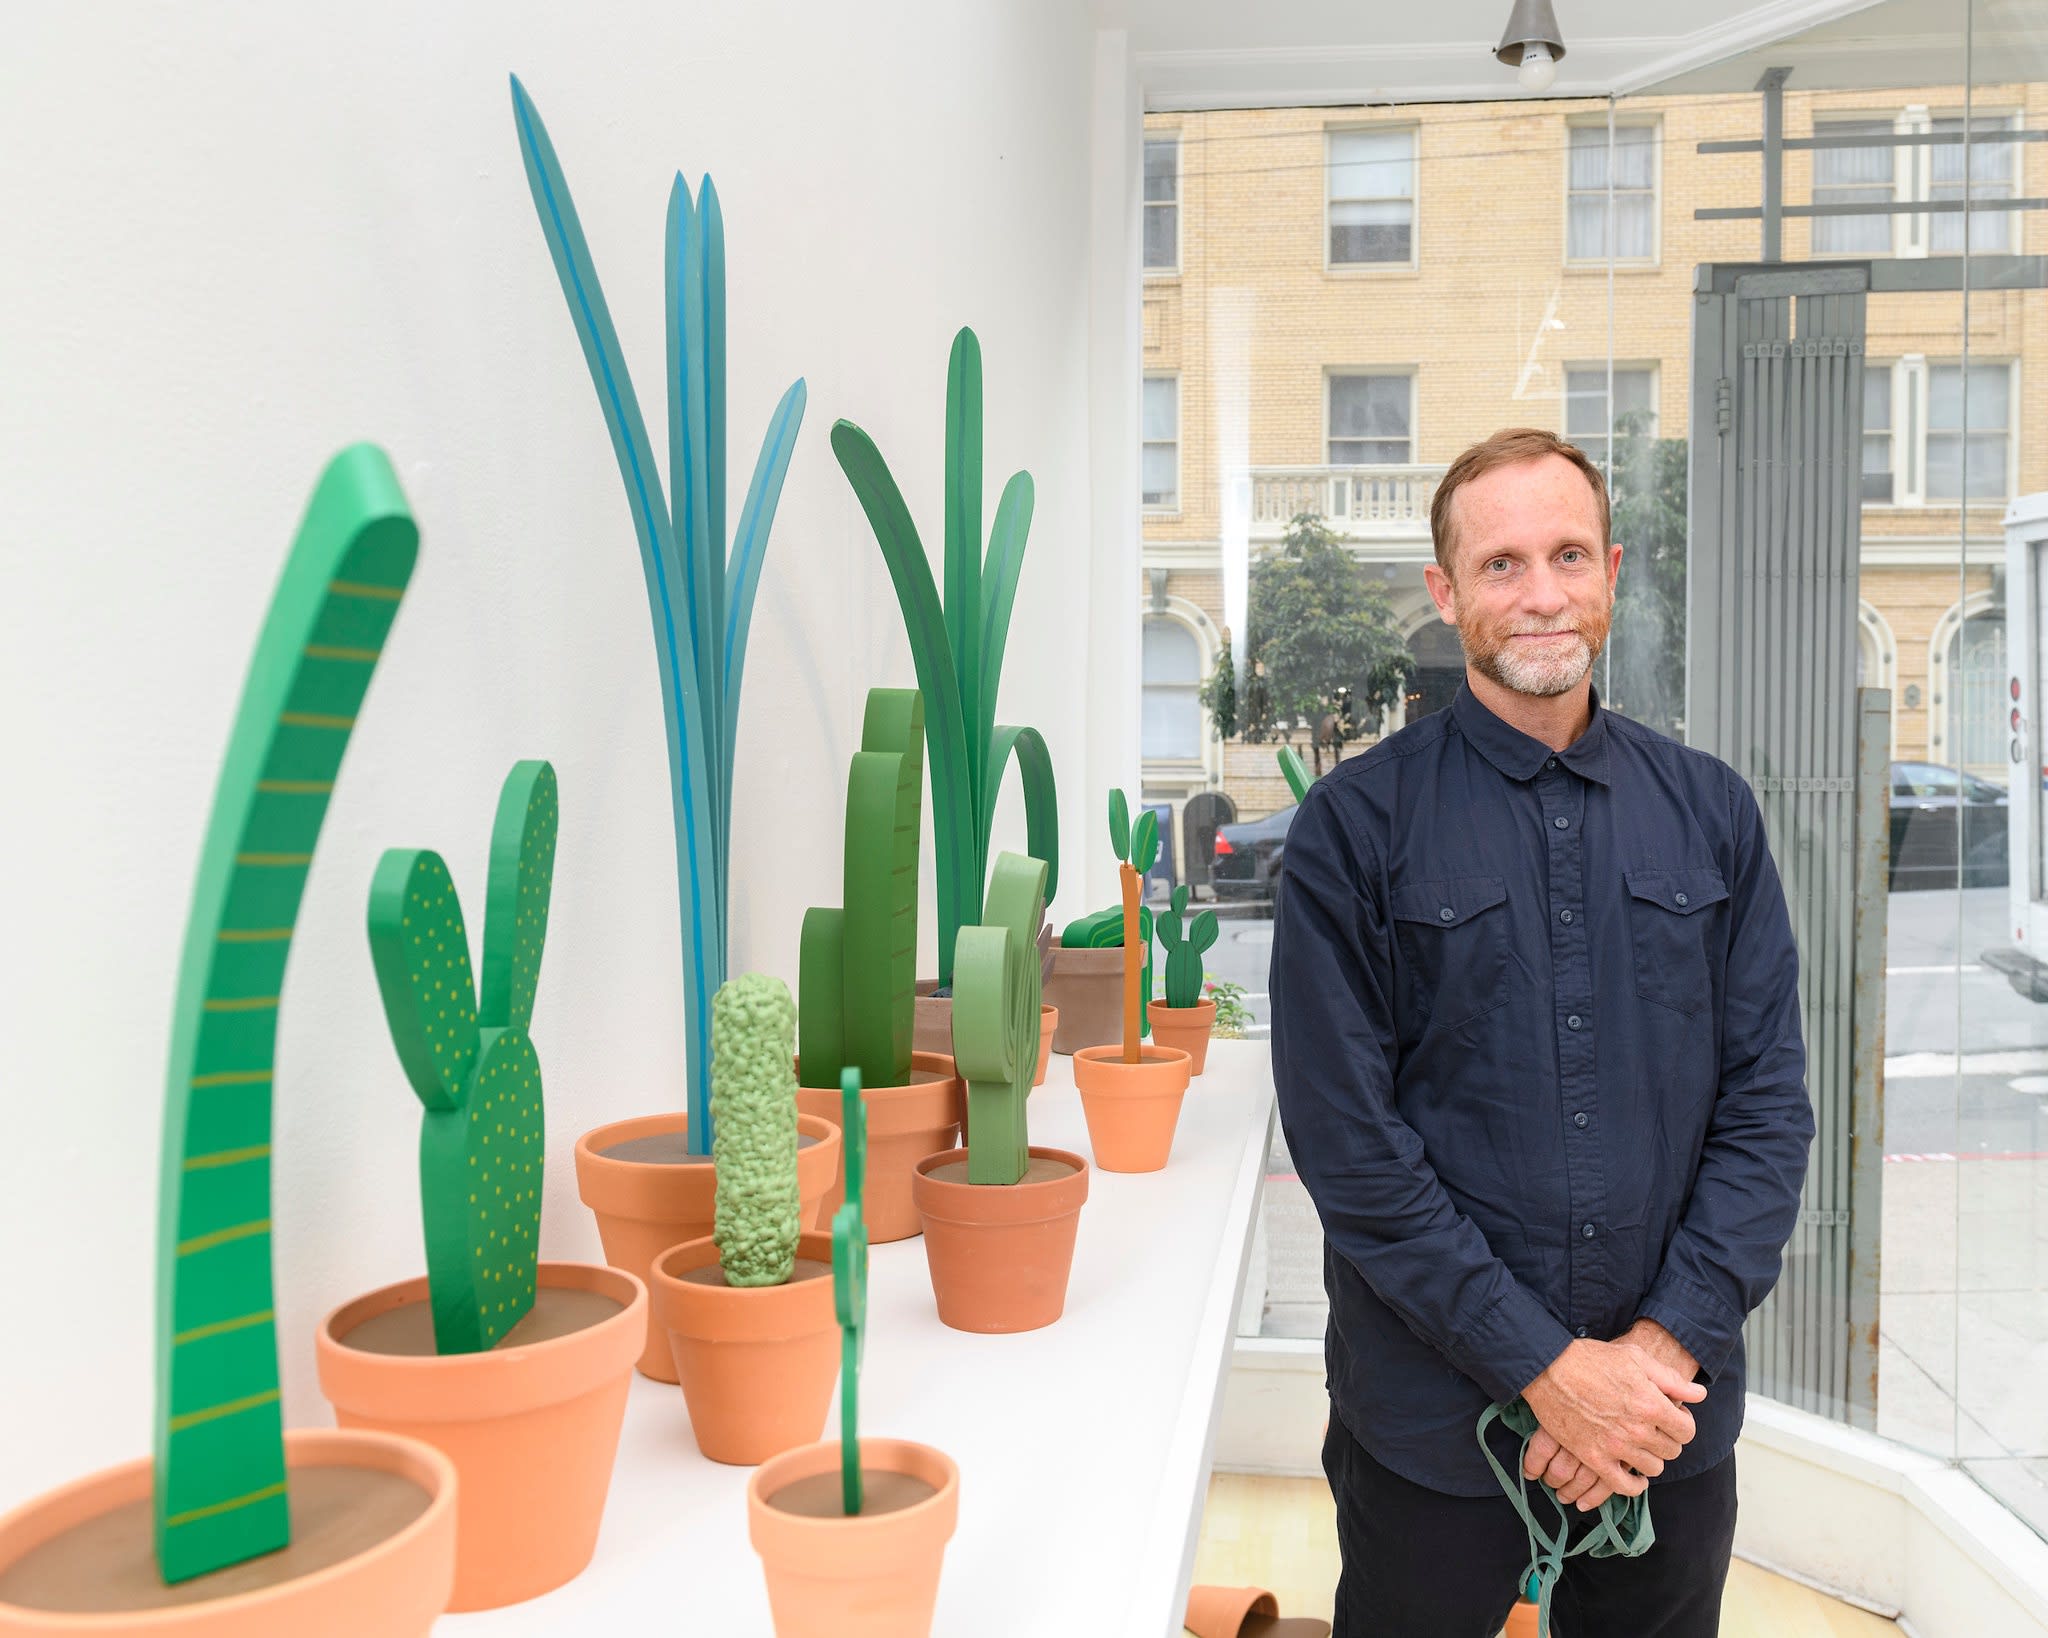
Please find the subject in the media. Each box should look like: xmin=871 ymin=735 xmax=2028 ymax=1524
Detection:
xmin=446 ymin=1039 xmax=1276 ymax=1637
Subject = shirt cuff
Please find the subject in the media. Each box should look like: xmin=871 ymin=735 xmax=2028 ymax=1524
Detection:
xmin=1637 ymin=1269 xmax=1745 ymax=1381
xmin=1451 ymin=1280 xmax=1575 ymax=1405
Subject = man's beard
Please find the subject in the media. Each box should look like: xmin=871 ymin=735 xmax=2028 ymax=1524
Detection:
xmin=1458 ymin=596 xmax=1612 ymax=699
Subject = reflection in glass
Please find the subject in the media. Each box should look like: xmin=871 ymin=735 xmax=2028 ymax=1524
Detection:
xmin=1326 ymin=127 xmax=1415 ymax=265
xmin=1566 ymin=122 xmax=1656 ymax=260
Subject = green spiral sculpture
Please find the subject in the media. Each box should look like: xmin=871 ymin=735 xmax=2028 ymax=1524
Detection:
xmin=952 ymin=851 xmax=1049 ymax=1186
xmin=710 ymin=973 xmax=802 ymax=1287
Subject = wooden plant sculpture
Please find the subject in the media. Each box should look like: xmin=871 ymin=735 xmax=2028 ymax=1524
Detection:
xmin=831 ymin=328 xmax=1059 ymax=993
xmin=511 ymin=76 xmax=805 ymax=1156
xmin=368 ymin=761 xmax=559 ymax=1354
xmin=1277 ymin=745 xmax=1314 ymax=804
xmin=798 ymin=688 xmax=925 ymax=1092
xmin=1107 ymin=792 xmax=1160 ymax=1065
xmin=710 ymin=973 xmax=803 ymax=1287
xmin=1156 ymin=886 xmax=1220 ymax=1010
xmin=154 ymin=444 xmax=418 ymax=1582
xmin=833 ymin=1070 xmax=869 ymax=1514
xmin=952 ymin=851 xmax=1051 ymax=1186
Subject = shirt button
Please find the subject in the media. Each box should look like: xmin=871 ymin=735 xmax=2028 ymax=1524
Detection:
xmin=1553 ymin=815 xmax=1569 ymax=830
xmin=1582 ymin=1222 xmax=1597 ymax=1239
xmin=1567 ymin=1014 xmax=1582 ymax=1030
xmin=1575 ymin=1326 xmax=1590 ymax=1338
xmin=1439 ymin=906 xmax=1455 ymax=922
xmin=1676 ymin=892 xmax=1689 ymax=906
xmin=1573 ymin=1111 xmax=1589 ymax=1128
xmin=1559 ymin=908 xmax=1573 ymax=924
xmin=1546 ymin=757 xmax=1558 ymax=770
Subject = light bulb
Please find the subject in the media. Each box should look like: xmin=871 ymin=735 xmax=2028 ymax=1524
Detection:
xmin=1517 ymin=42 xmax=1557 ymax=92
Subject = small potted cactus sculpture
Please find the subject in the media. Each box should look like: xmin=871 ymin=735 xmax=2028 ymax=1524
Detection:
xmin=1150 ymin=886 xmax=1221 ymax=1075
xmin=910 ymin=851 xmax=1091 ymax=1332
xmin=749 ymin=1078 xmax=960 ymax=1638
xmin=315 ymin=761 xmax=646 ymax=1613
xmin=650 ymin=975 xmax=845 ymax=1466
xmin=1071 ymin=792 xmax=1193 ymax=1172
xmin=795 ymin=688 xmax=963 ymax=1243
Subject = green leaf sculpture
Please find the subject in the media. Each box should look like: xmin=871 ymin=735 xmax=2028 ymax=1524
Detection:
xmin=154 ymin=444 xmax=418 ymax=1583
xmin=1277 ymin=746 xmax=1314 ymax=804
xmin=368 ymin=761 xmax=559 ymax=1355
xmin=1156 ymin=886 xmax=1219 ymax=1009
xmin=1107 ymin=793 xmax=1159 ymax=1064
xmin=831 ymin=329 xmax=1059 ymax=992
xmin=798 ymin=689 xmax=925 ymax=1093
xmin=833 ymin=1070 xmax=869 ymax=1515
xmin=710 ymin=973 xmax=802 ymax=1288
xmin=951 ymin=851 xmax=1050 ymax=1186
xmin=511 ymin=75 xmax=805 ymax=1157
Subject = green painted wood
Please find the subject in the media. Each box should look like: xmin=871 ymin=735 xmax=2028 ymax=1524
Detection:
xmin=1157 ymin=885 xmax=1219 ymax=1009
xmin=154 ymin=443 xmax=418 ymax=1583
xmin=796 ymin=908 xmax=846 ymax=1088
xmin=834 ymin=1070 xmax=869 ymax=1516
xmin=953 ymin=851 xmax=1048 ymax=1186
xmin=1277 ymin=746 xmax=1314 ymax=804
xmin=1108 ymin=789 xmax=1130 ymax=862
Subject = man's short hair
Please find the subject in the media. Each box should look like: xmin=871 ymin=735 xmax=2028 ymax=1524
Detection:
xmin=1429 ymin=427 xmax=1611 ymax=577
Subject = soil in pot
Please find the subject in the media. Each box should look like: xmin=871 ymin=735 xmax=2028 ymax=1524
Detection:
xmin=650 ymin=1233 xmax=840 ymax=1467
xmin=911 ymin=1145 xmax=1089 ymax=1333
xmin=1148 ymin=998 xmax=1216 ymax=1076
xmin=794 ymin=1053 xmax=961 ymax=1244
xmin=1041 ymin=940 xmax=1124 ymax=1055
xmin=316 ymin=1260 xmax=644 ymax=1612
xmin=0 ymin=1428 xmax=455 ymax=1636
xmin=575 ymin=1111 xmax=840 ymax=1380
xmin=1072 ymin=1044 xmax=1192 ymax=1173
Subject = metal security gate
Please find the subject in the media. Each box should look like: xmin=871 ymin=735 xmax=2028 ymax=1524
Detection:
xmin=1687 ymin=263 xmax=1887 ymax=1429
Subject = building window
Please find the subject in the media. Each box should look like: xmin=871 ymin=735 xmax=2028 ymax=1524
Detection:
xmin=1327 ymin=373 xmax=1413 ymax=465
xmin=1927 ymin=361 xmax=2012 ymax=501
xmin=1863 ymin=364 xmax=1894 ymax=502
xmin=1567 ymin=123 xmax=1657 ymax=262
xmin=1144 ymin=135 xmax=1180 ymax=271
xmin=1930 ymin=114 xmax=2018 ymax=254
xmin=1327 ymin=127 xmax=1415 ymax=266
xmin=1143 ymin=375 xmax=1180 ymax=510
xmin=1563 ymin=366 xmax=1657 ymax=470
xmin=1813 ymin=118 xmax=1898 ymax=256
xmin=1142 ymin=618 xmax=1203 ymax=759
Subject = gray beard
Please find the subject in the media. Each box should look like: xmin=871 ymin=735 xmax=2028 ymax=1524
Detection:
xmin=1467 ymin=631 xmax=1595 ymax=698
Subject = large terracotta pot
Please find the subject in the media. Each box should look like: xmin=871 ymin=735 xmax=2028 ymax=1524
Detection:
xmin=649 ymin=1233 xmax=840 ymax=1467
xmin=794 ymin=1054 xmax=961 ymax=1243
xmin=315 ymin=1260 xmax=644 ymax=1612
xmin=1148 ymin=998 xmax=1216 ymax=1076
xmin=910 ymin=1146 xmax=1089 ymax=1333
xmin=0 ymin=1429 xmax=456 ymax=1637
xmin=574 ymin=1111 xmax=841 ymax=1380
xmin=1041 ymin=941 xmax=1123 ymax=1054
xmin=1072 ymin=1044 xmax=1192 ymax=1173
xmin=747 ymin=1438 xmax=959 ymax=1638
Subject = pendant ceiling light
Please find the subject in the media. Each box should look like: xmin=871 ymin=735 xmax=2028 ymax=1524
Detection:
xmin=1496 ymin=0 xmax=1566 ymax=92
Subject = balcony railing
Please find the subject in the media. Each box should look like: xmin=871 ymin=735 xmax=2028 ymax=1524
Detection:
xmin=1245 ymin=464 xmax=1447 ymax=540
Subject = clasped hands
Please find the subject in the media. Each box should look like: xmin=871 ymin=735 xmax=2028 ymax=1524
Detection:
xmin=1518 ymin=1319 xmax=1704 ymax=1513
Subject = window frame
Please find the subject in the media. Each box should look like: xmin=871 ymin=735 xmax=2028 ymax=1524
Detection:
xmin=1142 ymin=371 xmax=1183 ymax=515
xmin=1809 ymin=112 xmax=1911 ymax=259
xmin=1925 ymin=108 xmax=2022 ymax=258
xmin=1140 ymin=615 xmax=1206 ymax=763
xmin=1323 ymin=367 xmax=1418 ymax=469
xmin=1560 ymin=362 xmax=1660 ymax=473
xmin=1323 ymin=122 xmax=1419 ymax=273
xmin=1143 ymin=131 xmax=1182 ymax=277
xmin=1563 ymin=117 xmax=1662 ymax=268
xmin=1920 ymin=356 xmax=2019 ymax=507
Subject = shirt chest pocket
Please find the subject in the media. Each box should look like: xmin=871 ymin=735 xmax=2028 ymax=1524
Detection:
xmin=1624 ymin=866 xmax=1731 ymax=1016
xmin=1388 ymin=875 xmax=1510 ymax=1031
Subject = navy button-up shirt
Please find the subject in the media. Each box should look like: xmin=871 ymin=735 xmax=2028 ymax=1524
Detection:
xmin=1270 ymin=683 xmax=1812 ymax=1496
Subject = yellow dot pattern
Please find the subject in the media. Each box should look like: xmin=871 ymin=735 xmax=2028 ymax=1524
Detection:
xmin=506 ymin=781 xmax=556 ymax=1029
xmin=402 ymin=854 xmax=478 ymax=1094
xmin=460 ymin=1028 xmax=544 ymax=1349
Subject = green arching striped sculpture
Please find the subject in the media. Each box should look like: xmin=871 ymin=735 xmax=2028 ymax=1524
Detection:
xmin=511 ymin=75 xmax=805 ymax=1158
xmin=709 ymin=973 xmax=802 ymax=1288
xmin=154 ymin=444 xmax=419 ymax=1583
xmin=797 ymin=688 xmax=925 ymax=1093
xmin=951 ymin=851 xmax=1050 ymax=1186
xmin=367 ymin=761 xmax=559 ymax=1354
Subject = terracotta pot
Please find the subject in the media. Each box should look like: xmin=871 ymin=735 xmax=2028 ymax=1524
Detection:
xmin=1041 ymin=941 xmax=1123 ymax=1054
xmin=747 ymin=1437 xmax=958 ymax=1638
xmin=315 ymin=1260 xmax=643 ymax=1612
xmin=911 ymin=981 xmax=952 ymax=1058
xmin=794 ymin=1054 xmax=961 ymax=1244
xmin=574 ymin=1111 xmax=841 ymax=1380
xmin=649 ymin=1233 xmax=840 ymax=1466
xmin=1033 ymin=1006 xmax=1057 ymax=1087
xmin=1072 ymin=1045 xmax=1193 ymax=1173
xmin=1505 ymin=1597 xmax=1540 ymax=1637
xmin=1148 ymin=998 xmax=1217 ymax=1075
xmin=911 ymin=1146 xmax=1089 ymax=1333
xmin=0 ymin=1429 xmax=455 ymax=1637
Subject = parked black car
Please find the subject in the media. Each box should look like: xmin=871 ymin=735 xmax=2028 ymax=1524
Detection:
xmin=1889 ymin=762 xmax=2008 ymax=890
xmin=1211 ymin=804 xmax=1296 ymax=902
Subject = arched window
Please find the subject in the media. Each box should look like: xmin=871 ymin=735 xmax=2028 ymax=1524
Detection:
xmin=1143 ymin=618 xmax=1203 ymax=759
xmin=1949 ymin=608 xmax=2007 ymax=775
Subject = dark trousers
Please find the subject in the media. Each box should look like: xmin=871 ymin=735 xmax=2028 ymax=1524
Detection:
xmin=1322 ymin=1417 xmax=1738 ymax=1638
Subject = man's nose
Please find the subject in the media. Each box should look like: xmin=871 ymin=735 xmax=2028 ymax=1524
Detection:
xmin=1521 ymin=564 xmax=1571 ymax=616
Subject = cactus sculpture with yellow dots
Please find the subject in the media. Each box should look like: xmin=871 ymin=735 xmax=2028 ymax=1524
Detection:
xmin=368 ymin=761 xmax=559 ymax=1355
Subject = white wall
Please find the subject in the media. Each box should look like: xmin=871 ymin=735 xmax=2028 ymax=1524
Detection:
xmin=0 ymin=0 xmax=1130 ymax=1497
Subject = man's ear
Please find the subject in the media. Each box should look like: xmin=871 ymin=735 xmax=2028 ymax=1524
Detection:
xmin=1605 ymin=542 xmax=1625 ymax=594
xmin=1424 ymin=560 xmax=1459 ymax=625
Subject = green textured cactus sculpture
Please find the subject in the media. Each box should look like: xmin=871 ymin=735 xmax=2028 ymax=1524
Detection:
xmin=368 ymin=761 xmax=559 ymax=1355
xmin=154 ymin=444 xmax=417 ymax=1583
xmin=710 ymin=973 xmax=802 ymax=1287
xmin=952 ymin=851 xmax=1050 ymax=1186
xmin=798 ymin=689 xmax=925 ymax=1092
xmin=1156 ymin=886 xmax=1220 ymax=1009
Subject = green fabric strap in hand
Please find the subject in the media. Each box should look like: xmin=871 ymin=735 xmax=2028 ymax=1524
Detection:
xmin=1477 ymin=1399 xmax=1656 ymax=1637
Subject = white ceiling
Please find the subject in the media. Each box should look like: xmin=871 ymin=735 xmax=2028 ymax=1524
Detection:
xmin=1096 ymin=0 xmax=2006 ymax=111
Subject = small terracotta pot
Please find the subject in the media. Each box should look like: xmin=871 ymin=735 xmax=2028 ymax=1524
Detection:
xmin=649 ymin=1233 xmax=840 ymax=1466
xmin=574 ymin=1111 xmax=841 ymax=1380
xmin=1041 ymin=940 xmax=1123 ymax=1054
xmin=1148 ymin=998 xmax=1217 ymax=1075
xmin=315 ymin=1260 xmax=644 ymax=1612
xmin=1033 ymin=1006 xmax=1057 ymax=1087
xmin=911 ymin=1146 xmax=1089 ymax=1333
xmin=794 ymin=1054 xmax=961 ymax=1244
xmin=747 ymin=1437 xmax=959 ymax=1638
xmin=0 ymin=1429 xmax=455 ymax=1637
xmin=1072 ymin=1045 xmax=1193 ymax=1173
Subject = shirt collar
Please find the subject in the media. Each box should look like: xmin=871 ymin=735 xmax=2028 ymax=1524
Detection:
xmin=1450 ymin=678 xmax=1613 ymax=786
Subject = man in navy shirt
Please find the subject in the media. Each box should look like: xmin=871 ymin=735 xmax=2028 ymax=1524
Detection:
xmin=1271 ymin=427 xmax=1812 ymax=1637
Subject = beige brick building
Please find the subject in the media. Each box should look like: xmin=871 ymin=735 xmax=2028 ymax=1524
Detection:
xmin=1138 ymin=83 xmax=2048 ymax=873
